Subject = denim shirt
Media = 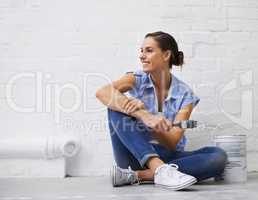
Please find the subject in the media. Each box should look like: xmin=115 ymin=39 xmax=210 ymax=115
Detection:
xmin=126 ymin=70 xmax=200 ymax=151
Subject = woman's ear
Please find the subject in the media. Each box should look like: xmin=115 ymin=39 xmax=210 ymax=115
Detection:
xmin=163 ymin=50 xmax=172 ymax=62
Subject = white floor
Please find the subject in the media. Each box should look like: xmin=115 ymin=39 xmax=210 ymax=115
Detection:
xmin=0 ymin=172 xmax=257 ymax=200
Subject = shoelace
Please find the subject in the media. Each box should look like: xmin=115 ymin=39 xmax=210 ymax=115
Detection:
xmin=158 ymin=163 xmax=184 ymax=179
xmin=129 ymin=164 xmax=182 ymax=185
xmin=127 ymin=166 xmax=140 ymax=185
xmin=168 ymin=164 xmax=187 ymax=179
xmin=169 ymin=163 xmax=179 ymax=170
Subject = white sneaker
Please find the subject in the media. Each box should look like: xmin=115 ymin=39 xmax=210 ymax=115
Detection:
xmin=154 ymin=164 xmax=197 ymax=190
xmin=112 ymin=165 xmax=139 ymax=187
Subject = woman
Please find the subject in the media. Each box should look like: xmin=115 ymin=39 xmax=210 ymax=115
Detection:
xmin=96 ymin=31 xmax=227 ymax=190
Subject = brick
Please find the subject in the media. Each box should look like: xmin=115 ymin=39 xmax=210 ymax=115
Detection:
xmin=195 ymin=83 xmax=218 ymax=98
xmin=161 ymin=7 xmax=192 ymax=19
xmin=223 ymin=0 xmax=249 ymax=7
xmin=192 ymin=7 xmax=227 ymax=19
xmin=215 ymin=32 xmax=251 ymax=44
xmin=180 ymin=44 xmax=193 ymax=58
xmin=200 ymin=70 xmax=231 ymax=84
xmin=160 ymin=0 xmax=214 ymax=7
xmin=24 ymin=0 xmax=41 ymax=8
xmin=248 ymin=0 xmax=258 ymax=8
xmin=0 ymin=84 xmax=5 ymax=99
xmin=187 ymin=58 xmax=220 ymax=71
xmin=179 ymin=32 xmax=216 ymax=44
xmin=160 ymin=19 xmax=192 ymax=31
xmin=219 ymin=59 xmax=249 ymax=72
xmin=250 ymin=32 xmax=258 ymax=41
xmin=0 ymin=1 xmax=9 ymax=8
xmin=191 ymin=19 xmax=228 ymax=31
xmin=228 ymin=8 xmax=258 ymax=19
xmin=190 ymin=0 xmax=215 ymax=6
xmin=248 ymin=59 xmax=258 ymax=72
xmin=229 ymin=19 xmax=258 ymax=31
xmin=194 ymin=43 xmax=225 ymax=58
xmin=193 ymin=99 xmax=220 ymax=115
xmin=163 ymin=7 xmax=227 ymax=20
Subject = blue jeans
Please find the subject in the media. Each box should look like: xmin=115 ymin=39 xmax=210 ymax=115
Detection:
xmin=107 ymin=109 xmax=227 ymax=181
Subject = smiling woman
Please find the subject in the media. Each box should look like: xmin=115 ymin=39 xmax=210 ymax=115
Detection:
xmin=140 ymin=32 xmax=184 ymax=73
xmin=96 ymin=31 xmax=227 ymax=190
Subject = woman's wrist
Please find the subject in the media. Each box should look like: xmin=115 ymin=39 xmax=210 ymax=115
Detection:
xmin=131 ymin=109 xmax=152 ymax=121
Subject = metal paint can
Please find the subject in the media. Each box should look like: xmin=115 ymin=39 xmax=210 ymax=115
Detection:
xmin=214 ymin=135 xmax=247 ymax=183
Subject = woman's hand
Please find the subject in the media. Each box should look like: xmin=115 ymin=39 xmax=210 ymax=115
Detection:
xmin=123 ymin=97 xmax=145 ymax=114
xmin=140 ymin=113 xmax=172 ymax=133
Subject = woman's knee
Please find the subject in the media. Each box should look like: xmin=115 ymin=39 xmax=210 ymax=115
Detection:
xmin=201 ymin=146 xmax=227 ymax=157
xmin=198 ymin=146 xmax=224 ymax=154
xmin=211 ymin=147 xmax=227 ymax=161
xmin=209 ymin=147 xmax=228 ymax=171
xmin=197 ymin=146 xmax=227 ymax=172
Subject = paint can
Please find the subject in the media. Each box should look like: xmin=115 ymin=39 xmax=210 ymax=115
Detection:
xmin=214 ymin=135 xmax=247 ymax=183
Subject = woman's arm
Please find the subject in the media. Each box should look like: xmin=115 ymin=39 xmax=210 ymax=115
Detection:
xmin=95 ymin=73 xmax=135 ymax=113
xmin=96 ymin=73 xmax=152 ymax=119
xmin=152 ymin=103 xmax=194 ymax=151
xmin=95 ymin=73 xmax=171 ymax=133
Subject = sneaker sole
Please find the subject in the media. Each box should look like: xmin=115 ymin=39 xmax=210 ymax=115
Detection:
xmin=112 ymin=165 xmax=117 ymax=187
xmin=140 ymin=180 xmax=154 ymax=184
xmin=112 ymin=165 xmax=153 ymax=186
xmin=155 ymin=178 xmax=197 ymax=191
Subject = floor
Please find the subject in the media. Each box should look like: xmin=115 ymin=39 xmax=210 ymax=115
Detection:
xmin=0 ymin=172 xmax=257 ymax=200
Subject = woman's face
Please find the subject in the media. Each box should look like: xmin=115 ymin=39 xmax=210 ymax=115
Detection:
xmin=139 ymin=37 xmax=170 ymax=73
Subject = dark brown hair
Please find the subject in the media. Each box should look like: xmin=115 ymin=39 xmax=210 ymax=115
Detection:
xmin=145 ymin=31 xmax=184 ymax=68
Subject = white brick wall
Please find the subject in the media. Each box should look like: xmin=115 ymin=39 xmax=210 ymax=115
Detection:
xmin=0 ymin=0 xmax=257 ymax=176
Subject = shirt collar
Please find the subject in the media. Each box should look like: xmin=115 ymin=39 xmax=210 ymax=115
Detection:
xmin=144 ymin=72 xmax=178 ymax=100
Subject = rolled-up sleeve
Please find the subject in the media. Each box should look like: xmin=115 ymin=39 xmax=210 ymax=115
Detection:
xmin=179 ymin=90 xmax=200 ymax=110
xmin=126 ymin=71 xmax=141 ymax=88
xmin=125 ymin=71 xmax=142 ymax=98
